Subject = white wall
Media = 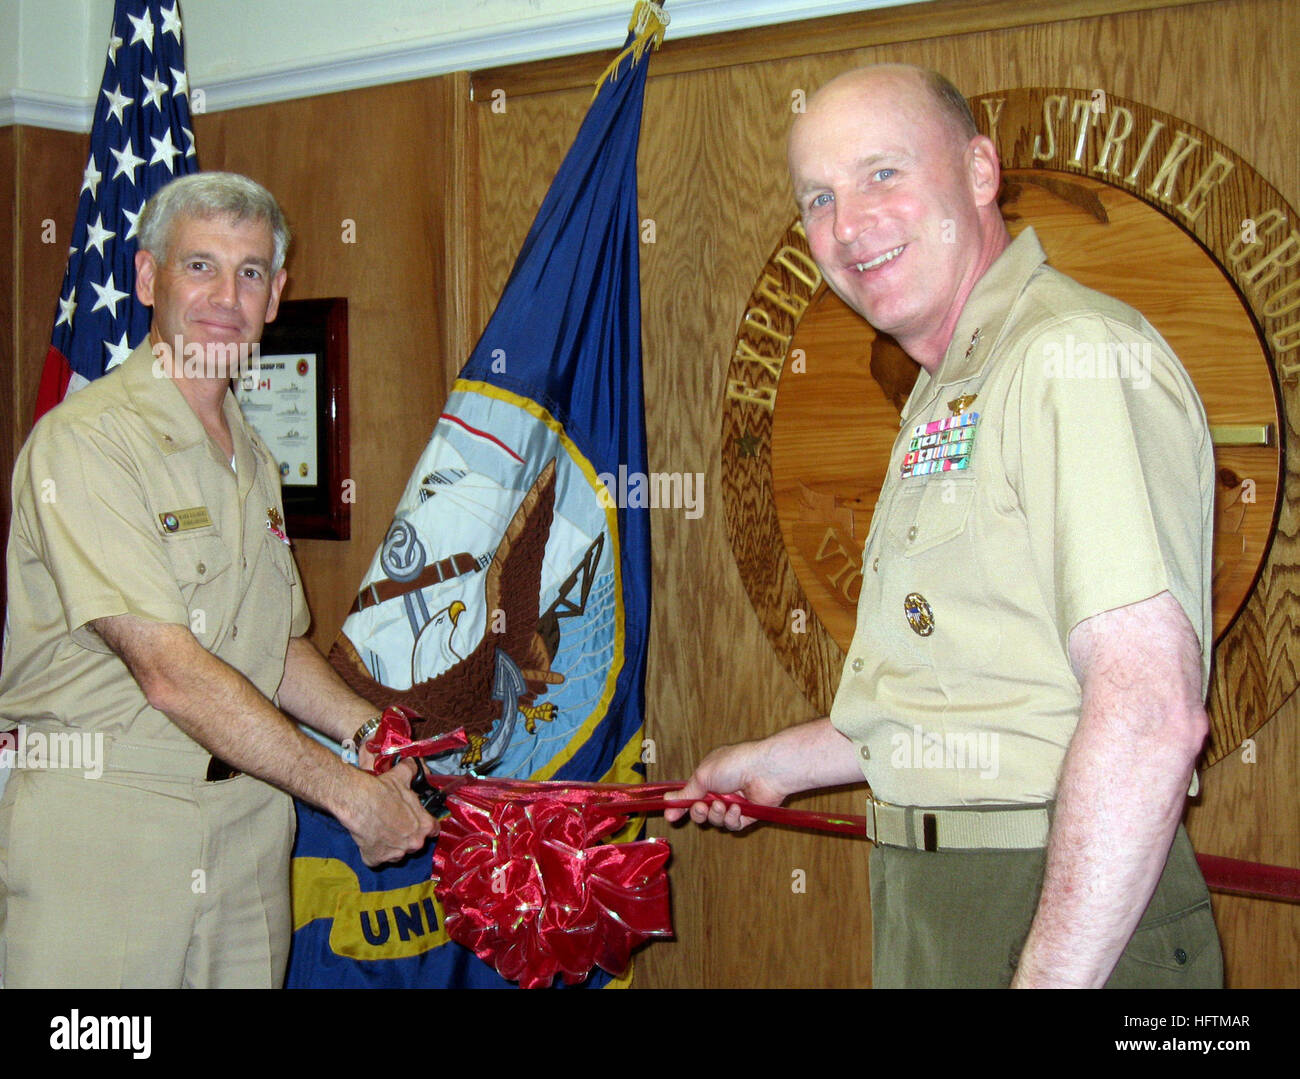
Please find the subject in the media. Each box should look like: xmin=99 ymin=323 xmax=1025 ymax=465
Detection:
xmin=1 ymin=0 xmax=927 ymax=130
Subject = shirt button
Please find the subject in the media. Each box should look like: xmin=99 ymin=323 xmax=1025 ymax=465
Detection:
xmin=851 ymin=657 xmax=864 ymax=672
xmin=872 ymin=557 xmax=879 ymax=572
xmin=231 ymin=625 xmax=238 ymax=639
xmin=907 ymin=526 xmax=917 ymax=541
xmin=859 ymin=745 xmax=870 ymax=761
xmin=196 ymin=562 xmax=206 ymax=575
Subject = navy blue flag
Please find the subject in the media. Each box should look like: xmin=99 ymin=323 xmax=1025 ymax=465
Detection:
xmin=287 ymin=4 xmax=665 ymax=988
xmin=34 ymin=0 xmax=197 ymax=420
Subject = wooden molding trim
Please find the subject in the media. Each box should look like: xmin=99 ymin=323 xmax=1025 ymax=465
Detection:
xmin=471 ymin=0 xmax=1224 ymax=99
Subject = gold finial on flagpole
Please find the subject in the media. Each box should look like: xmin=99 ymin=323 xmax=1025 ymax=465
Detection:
xmin=592 ymin=1 xmax=669 ymax=100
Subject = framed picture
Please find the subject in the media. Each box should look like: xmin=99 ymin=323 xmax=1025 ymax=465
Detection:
xmin=235 ymin=297 xmax=350 ymax=540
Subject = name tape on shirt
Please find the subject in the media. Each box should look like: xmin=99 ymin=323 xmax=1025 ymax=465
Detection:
xmin=901 ymin=412 xmax=979 ymax=479
xmin=158 ymin=507 xmax=213 ymax=533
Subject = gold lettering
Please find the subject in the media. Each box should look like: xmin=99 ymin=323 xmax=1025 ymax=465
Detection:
xmin=1176 ymin=151 xmax=1234 ymax=223
xmin=1032 ymin=95 xmax=1067 ymax=162
xmin=743 ymin=307 xmax=794 ymax=350
xmin=1271 ymin=322 xmax=1300 ymax=355
xmin=842 ymin=570 xmax=863 ymax=604
xmin=814 ymin=527 xmax=848 ymax=564
xmin=1069 ymin=98 xmax=1096 ymax=165
xmin=1146 ymin=130 xmax=1202 ymax=203
xmin=726 ymin=380 xmax=777 ymax=411
xmin=756 ymin=272 xmax=809 ymax=318
xmin=733 ymin=337 xmax=784 ymax=381
xmin=980 ymin=98 xmax=1004 ymax=146
xmin=1228 ymin=207 xmax=1285 ymax=264
xmin=1262 ymin=278 xmax=1300 ymax=318
xmin=1092 ymin=105 xmax=1134 ymax=177
xmin=1124 ymin=119 xmax=1165 ymax=185
xmin=1240 ymin=231 xmax=1300 ymax=291
xmin=775 ymin=246 xmax=823 ymax=291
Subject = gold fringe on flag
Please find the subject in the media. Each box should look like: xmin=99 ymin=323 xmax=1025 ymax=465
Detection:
xmin=592 ymin=1 xmax=669 ymax=100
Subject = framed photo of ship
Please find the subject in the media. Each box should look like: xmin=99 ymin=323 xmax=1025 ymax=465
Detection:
xmin=235 ymin=297 xmax=350 ymax=540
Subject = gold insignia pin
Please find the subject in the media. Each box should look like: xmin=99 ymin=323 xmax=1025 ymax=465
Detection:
xmin=948 ymin=393 xmax=978 ymax=416
xmin=267 ymin=507 xmax=283 ymax=530
xmin=904 ymin=592 xmax=935 ymax=637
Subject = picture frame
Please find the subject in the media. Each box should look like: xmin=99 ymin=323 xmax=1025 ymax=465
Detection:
xmin=236 ymin=297 xmax=350 ymax=540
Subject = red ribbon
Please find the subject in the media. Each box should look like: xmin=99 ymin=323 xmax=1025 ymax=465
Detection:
xmin=433 ymin=785 xmax=673 ymax=989
xmin=364 ymin=706 xmax=468 ymax=774
xmin=365 ymin=723 xmax=1300 ymax=985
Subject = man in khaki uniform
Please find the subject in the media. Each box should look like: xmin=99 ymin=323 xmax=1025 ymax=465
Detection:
xmin=667 ymin=66 xmax=1222 ymax=987
xmin=0 ymin=172 xmax=435 ymax=988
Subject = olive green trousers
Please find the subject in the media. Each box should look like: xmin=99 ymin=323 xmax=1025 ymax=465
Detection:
xmin=869 ymin=824 xmax=1222 ymax=988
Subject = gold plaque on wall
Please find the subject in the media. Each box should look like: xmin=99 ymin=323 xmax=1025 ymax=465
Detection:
xmin=721 ymin=88 xmax=1300 ymax=764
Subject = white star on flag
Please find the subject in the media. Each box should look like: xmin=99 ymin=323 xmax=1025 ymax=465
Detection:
xmin=160 ymin=3 xmax=183 ymax=42
xmin=102 ymin=83 xmax=132 ymax=124
xmin=127 ymin=10 xmax=154 ymax=51
xmin=91 ymin=274 xmax=130 ymax=316
xmin=110 ymin=139 xmax=147 ymax=184
xmin=107 ymin=32 xmax=123 ymax=63
xmin=105 ymin=331 xmax=134 ymax=369
xmin=183 ymin=126 xmax=196 ymax=158
xmin=84 ymin=214 xmax=116 ymax=257
xmin=81 ymin=157 xmax=104 ymax=198
xmin=122 ymin=202 xmax=144 ymax=240
xmin=149 ymin=129 xmax=180 ymax=172
xmin=56 ymin=289 xmax=77 ymax=328
xmin=170 ymin=67 xmax=188 ymax=98
xmin=141 ymin=71 xmax=168 ymax=110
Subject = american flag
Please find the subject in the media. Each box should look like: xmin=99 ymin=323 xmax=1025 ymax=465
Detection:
xmin=33 ymin=0 xmax=198 ymax=421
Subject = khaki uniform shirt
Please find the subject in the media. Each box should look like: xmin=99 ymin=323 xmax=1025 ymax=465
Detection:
xmin=0 ymin=342 xmax=311 ymax=759
xmin=829 ymin=228 xmax=1214 ymax=807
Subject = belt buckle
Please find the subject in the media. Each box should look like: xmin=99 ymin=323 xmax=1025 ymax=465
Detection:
xmin=205 ymin=756 xmax=242 ymax=782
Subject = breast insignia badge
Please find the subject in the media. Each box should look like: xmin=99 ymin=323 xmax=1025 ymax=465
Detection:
xmin=903 ymin=592 xmax=935 ymax=637
xmin=947 ymin=393 xmax=978 ymax=416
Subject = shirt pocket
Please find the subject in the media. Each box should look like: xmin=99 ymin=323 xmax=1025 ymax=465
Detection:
xmin=880 ymin=476 xmax=1002 ymax=670
xmin=886 ymin=476 xmax=976 ymax=553
xmin=160 ymin=532 xmax=234 ymax=642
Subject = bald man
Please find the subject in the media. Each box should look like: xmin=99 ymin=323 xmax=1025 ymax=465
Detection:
xmin=669 ymin=65 xmax=1222 ymax=988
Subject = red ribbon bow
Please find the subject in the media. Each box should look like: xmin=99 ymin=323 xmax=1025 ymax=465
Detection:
xmin=433 ymin=784 xmax=674 ymax=989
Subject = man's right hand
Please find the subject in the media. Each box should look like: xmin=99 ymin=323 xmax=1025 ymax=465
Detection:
xmin=339 ymin=759 xmax=439 ymax=866
xmin=665 ymin=740 xmax=789 ymax=831
xmin=664 ymin=717 xmax=868 ymax=831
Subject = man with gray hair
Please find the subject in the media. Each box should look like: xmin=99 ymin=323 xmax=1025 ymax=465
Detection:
xmin=0 ymin=171 xmax=435 ymax=988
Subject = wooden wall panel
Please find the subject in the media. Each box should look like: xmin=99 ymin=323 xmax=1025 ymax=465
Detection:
xmin=471 ymin=0 xmax=1300 ymax=987
xmin=193 ymin=74 xmax=466 ymax=650
xmin=2 ymin=126 xmax=87 ymax=621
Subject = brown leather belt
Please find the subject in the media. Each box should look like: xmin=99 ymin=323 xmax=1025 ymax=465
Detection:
xmin=349 ymin=551 xmax=481 ymax=614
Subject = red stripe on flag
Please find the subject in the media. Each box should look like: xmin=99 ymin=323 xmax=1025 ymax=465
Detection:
xmin=436 ymin=412 xmax=526 ymax=463
xmin=32 ymin=345 xmax=73 ymax=423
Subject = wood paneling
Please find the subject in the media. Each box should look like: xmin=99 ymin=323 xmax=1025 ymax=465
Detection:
xmin=470 ymin=0 xmax=1300 ymax=987
xmin=473 ymin=0 xmax=1223 ymax=98
xmin=2 ymin=125 xmax=86 ymax=621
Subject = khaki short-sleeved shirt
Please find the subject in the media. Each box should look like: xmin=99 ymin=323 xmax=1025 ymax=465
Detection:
xmin=829 ymin=229 xmax=1214 ymax=807
xmin=0 ymin=342 xmax=311 ymax=750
